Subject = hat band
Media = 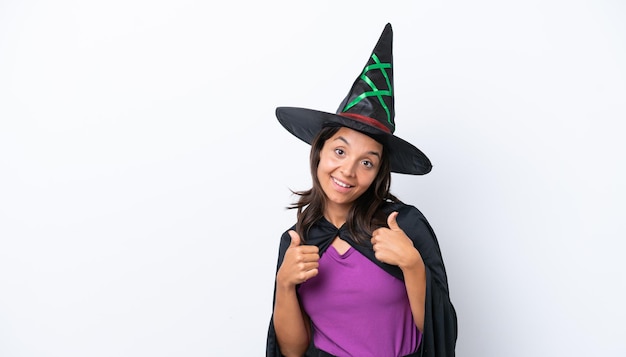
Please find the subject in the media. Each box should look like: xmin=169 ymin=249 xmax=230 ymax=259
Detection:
xmin=338 ymin=113 xmax=391 ymax=134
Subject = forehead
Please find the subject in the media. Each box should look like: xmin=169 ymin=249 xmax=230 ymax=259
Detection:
xmin=329 ymin=127 xmax=383 ymax=150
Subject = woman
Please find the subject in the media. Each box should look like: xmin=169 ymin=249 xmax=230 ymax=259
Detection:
xmin=266 ymin=24 xmax=457 ymax=357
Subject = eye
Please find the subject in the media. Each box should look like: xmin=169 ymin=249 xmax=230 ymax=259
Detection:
xmin=362 ymin=160 xmax=374 ymax=168
xmin=334 ymin=148 xmax=345 ymax=156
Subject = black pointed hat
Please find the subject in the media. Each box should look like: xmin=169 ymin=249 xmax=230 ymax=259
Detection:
xmin=276 ymin=23 xmax=432 ymax=175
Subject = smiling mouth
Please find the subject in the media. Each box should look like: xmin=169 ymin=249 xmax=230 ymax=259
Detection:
xmin=332 ymin=177 xmax=353 ymax=188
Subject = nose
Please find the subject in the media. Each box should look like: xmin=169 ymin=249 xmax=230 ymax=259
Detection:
xmin=340 ymin=160 xmax=357 ymax=177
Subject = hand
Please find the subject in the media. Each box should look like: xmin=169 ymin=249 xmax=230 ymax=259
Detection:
xmin=276 ymin=230 xmax=320 ymax=288
xmin=371 ymin=212 xmax=424 ymax=270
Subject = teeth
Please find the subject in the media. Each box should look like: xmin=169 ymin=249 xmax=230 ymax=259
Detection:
xmin=333 ymin=177 xmax=352 ymax=188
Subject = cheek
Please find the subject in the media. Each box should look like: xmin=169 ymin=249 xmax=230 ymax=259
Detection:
xmin=317 ymin=152 xmax=334 ymax=173
xmin=360 ymin=170 xmax=379 ymax=188
xmin=316 ymin=157 xmax=329 ymax=182
xmin=316 ymin=164 xmax=323 ymax=181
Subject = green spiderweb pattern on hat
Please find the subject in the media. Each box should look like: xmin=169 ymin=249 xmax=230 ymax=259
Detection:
xmin=341 ymin=53 xmax=394 ymax=126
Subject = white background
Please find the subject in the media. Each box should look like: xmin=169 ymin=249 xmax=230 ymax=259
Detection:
xmin=1 ymin=1 xmax=625 ymax=356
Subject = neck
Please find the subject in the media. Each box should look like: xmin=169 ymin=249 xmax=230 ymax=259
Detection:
xmin=324 ymin=204 xmax=350 ymax=228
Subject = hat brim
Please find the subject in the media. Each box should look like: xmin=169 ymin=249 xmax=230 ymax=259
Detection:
xmin=276 ymin=106 xmax=432 ymax=175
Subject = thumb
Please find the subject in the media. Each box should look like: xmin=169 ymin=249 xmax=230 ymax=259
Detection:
xmin=387 ymin=211 xmax=401 ymax=230
xmin=288 ymin=230 xmax=302 ymax=247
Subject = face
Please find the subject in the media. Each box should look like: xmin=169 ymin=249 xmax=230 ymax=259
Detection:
xmin=317 ymin=127 xmax=383 ymax=215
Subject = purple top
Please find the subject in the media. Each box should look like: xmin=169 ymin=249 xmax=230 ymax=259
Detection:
xmin=299 ymin=245 xmax=421 ymax=357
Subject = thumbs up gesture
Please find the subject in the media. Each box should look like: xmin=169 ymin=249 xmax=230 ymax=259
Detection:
xmin=371 ymin=212 xmax=424 ymax=270
xmin=276 ymin=230 xmax=320 ymax=288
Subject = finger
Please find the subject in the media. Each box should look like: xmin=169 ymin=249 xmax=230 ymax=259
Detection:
xmin=305 ymin=268 xmax=319 ymax=281
xmin=387 ymin=211 xmax=400 ymax=231
xmin=301 ymin=261 xmax=319 ymax=271
xmin=300 ymin=252 xmax=320 ymax=263
xmin=288 ymin=230 xmax=301 ymax=247
xmin=373 ymin=251 xmax=386 ymax=264
xmin=299 ymin=245 xmax=320 ymax=254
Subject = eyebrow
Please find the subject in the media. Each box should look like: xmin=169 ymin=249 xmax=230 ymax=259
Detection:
xmin=333 ymin=136 xmax=381 ymax=158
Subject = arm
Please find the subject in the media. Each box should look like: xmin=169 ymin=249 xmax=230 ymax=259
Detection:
xmin=273 ymin=230 xmax=319 ymax=357
xmin=388 ymin=205 xmax=458 ymax=356
xmin=371 ymin=211 xmax=426 ymax=331
xmin=273 ymin=283 xmax=311 ymax=356
xmin=398 ymin=248 xmax=427 ymax=332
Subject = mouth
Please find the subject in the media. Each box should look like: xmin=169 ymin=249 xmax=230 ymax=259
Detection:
xmin=332 ymin=176 xmax=354 ymax=189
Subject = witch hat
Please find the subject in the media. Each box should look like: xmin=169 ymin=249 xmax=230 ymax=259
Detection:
xmin=276 ymin=23 xmax=431 ymax=175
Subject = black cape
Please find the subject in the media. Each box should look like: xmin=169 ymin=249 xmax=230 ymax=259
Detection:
xmin=266 ymin=202 xmax=457 ymax=357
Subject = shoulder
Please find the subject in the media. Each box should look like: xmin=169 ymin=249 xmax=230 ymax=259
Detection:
xmin=275 ymin=224 xmax=297 ymax=267
xmin=383 ymin=201 xmax=437 ymax=243
xmin=383 ymin=201 xmax=428 ymax=222
xmin=279 ymin=224 xmax=297 ymax=245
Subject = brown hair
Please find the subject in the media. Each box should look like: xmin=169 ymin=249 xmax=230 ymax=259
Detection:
xmin=288 ymin=126 xmax=402 ymax=244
